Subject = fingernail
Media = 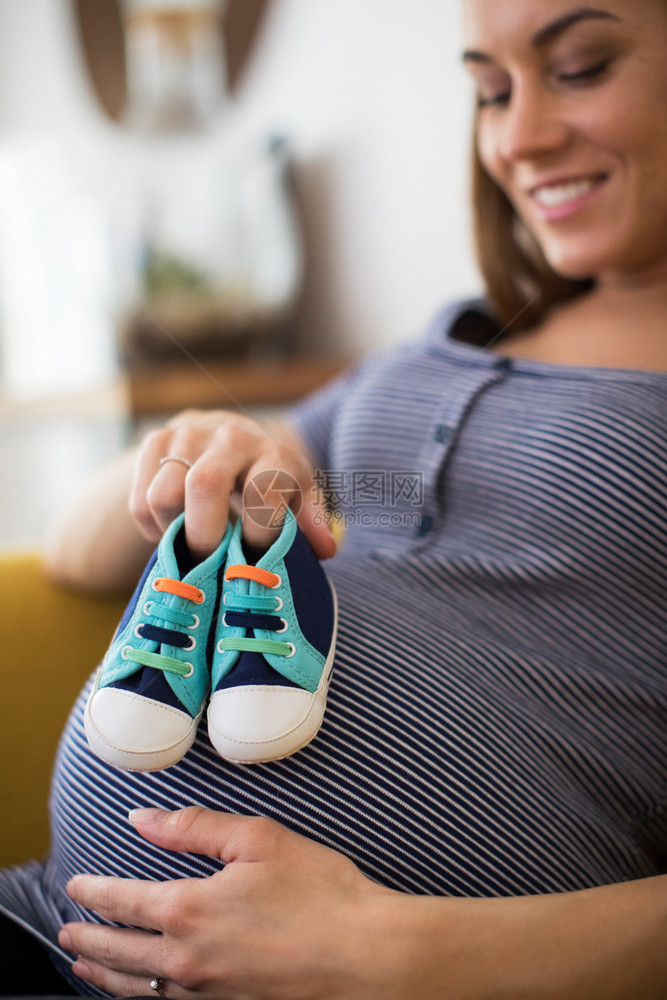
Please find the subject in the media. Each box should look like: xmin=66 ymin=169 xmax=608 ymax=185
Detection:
xmin=73 ymin=960 xmax=91 ymax=981
xmin=128 ymin=807 xmax=166 ymax=826
xmin=58 ymin=929 xmax=72 ymax=950
xmin=66 ymin=875 xmax=84 ymax=895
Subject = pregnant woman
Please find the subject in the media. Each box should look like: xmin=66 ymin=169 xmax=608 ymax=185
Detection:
xmin=2 ymin=0 xmax=667 ymax=997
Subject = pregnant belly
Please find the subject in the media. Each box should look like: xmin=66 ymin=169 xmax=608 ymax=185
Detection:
xmin=45 ymin=557 xmax=662 ymax=917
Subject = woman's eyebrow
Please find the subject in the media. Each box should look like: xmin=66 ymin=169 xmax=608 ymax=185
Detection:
xmin=462 ymin=6 xmax=622 ymax=64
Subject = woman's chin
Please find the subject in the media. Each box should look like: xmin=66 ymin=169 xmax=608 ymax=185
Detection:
xmin=539 ymin=243 xmax=602 ymax=283
xmin=538 ymin=231 xmax=667 ymax=285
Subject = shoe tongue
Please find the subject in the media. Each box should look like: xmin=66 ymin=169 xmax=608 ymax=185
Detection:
xmin=173 ymin=524 xmax=197 ymax=578
xmin=231 ymin=507 xmax=297 ymax=574
xmin=240 ymin=537 xmax=264 ymax=566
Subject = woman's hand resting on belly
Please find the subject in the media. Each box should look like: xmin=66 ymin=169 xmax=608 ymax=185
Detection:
xmin=56 ymin=808 xmax=667 ymax=1000
xmin=58 ymin=806 xmax=422 ymax=1000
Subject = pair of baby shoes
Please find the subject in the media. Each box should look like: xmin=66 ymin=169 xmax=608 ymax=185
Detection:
xmin=84 ymin=508 xmax=337 ymax=771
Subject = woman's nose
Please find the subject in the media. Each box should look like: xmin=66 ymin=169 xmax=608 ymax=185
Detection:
xmin=497 ymin=86 xmax=570 ymax=162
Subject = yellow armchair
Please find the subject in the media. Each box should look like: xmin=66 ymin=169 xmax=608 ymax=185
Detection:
xmin=0 ymin=553 xmax=128 ymax=868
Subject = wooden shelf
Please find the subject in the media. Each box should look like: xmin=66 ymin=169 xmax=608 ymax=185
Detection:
xmin=125 ymin=355 xmax=352 ymax=417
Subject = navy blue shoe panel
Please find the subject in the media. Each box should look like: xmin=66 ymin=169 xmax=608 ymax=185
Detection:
xmin=206 ymin=563 xmax=226 ymax=663
xmin=282 ymin=528 xmax=334 ymax=658
xmin=110 ymin=548 xmax=225 ymax=715
xmin=214 ymin=647 xmax=298 ymax=691
xmin=114 ymin=666 xmax=185 ymax=712
xmin=173 ymin=525 xmax=197 ymax=578
xmin=113 ymin=550 xmax=159 ymax=640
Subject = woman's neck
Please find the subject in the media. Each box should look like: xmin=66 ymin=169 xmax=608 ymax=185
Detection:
xmin=493 ymin=279 xmax=667 ymax=371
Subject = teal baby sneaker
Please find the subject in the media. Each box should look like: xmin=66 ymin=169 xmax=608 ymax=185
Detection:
xmin=84 ymin=514 xmax=231 ymax=772
xmin=208 ymin=508 xmax=337 ymax=764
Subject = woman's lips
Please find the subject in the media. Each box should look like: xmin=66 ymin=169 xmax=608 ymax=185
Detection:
xmin=528 ymin=174 xmax=609 ymax=221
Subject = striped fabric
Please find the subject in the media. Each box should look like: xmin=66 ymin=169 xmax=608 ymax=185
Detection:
xmin=1 ymin=298 xmax=666 ymax=993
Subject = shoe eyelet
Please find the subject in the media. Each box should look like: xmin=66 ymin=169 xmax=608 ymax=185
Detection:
xmin=183 ymin=635 xmax=196 ymax=652
xmin=273 ymin=596 xmax=284 ymax=613
xmin=183 ymin=662 xmax=194 ymax=678
xmin=216 ymin=638 xmax=224 ymax=654
xmin=121 ymin=645 xmax=133 ymax=660
xmin=284 ymin=642 xmax=296 ymax=658
xmin=151 ymin=579 xmax=162 ymax=593
xmin=188 ymin=614 xmax=200 ymax=630
xmin=222 ymin=592 xmax=230 ymax=606
xmin=269 ymin=574 xmax=282 ymax=589
xmin=194 ymin=590 xmax=206 ymax=605
xmin=275 ymin=617 xmax=288 ymax=634
xmin=221 ymin=612 xmax=229 ymax=627
xmin=143 ymin=601 xmax=153 ymax=616
xmin=134 ymin=625 xmax=144 ymax=639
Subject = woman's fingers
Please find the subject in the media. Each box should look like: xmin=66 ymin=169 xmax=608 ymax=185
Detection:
xmin=129 ymin=410 xmax=334 ymax=561
xmin=76 ymin=873 xmax=172 ymax=922
xmin=130 ymin=424 xmax=222 ymax=551
xmin=71 ymin=957 xmax=167 ymax=1000
xmin=240 ymin=461 xmax=304 ymax=553
xmin=129 ymin=428 xmax=175 ymax=542
xmin=147 ymin=461 xmax=192 ymax=537
xmin=183 ymin=450 xmax=239 ymax=561
xmin=298 ymin=493 xmax=338 ymax=560
xmin=71 ymin=956 xmax=195 ymax=1000
xmin=240 ymin=458 xmax=336 ymax=558
xmin=62 ymin=926 xmax=165 ymax=978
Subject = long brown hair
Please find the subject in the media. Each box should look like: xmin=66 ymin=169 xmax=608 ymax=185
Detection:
xmin=471 ymin=126 xmax=595 ymax=334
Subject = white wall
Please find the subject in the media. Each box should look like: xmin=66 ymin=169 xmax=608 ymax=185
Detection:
xmin=232 ymin=0 xmax=481 ymax=354
xmin=0 ymin=0 xmax=120 ymax=397
xmin=0 ymin=0 xmax=481 ymax=394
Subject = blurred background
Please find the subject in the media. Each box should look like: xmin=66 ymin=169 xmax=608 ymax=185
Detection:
xmin=0 ymin=0 xmax=479 ymax=551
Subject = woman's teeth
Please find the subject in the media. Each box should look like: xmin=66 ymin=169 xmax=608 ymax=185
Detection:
xmin=533 ymin=178 xmax=600 ymax=207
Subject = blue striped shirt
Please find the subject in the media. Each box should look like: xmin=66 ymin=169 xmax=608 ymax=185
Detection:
xmin=2 ymin=298 xmax=666 ymax=992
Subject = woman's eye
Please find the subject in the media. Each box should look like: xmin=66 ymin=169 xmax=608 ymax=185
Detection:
xmin=476 ymin=59 xmax=611 ymax=109
xmin=558 ymin=59 xmax=611 ymax=83
xmin=477 ymin=92 xmax=510 ymax=108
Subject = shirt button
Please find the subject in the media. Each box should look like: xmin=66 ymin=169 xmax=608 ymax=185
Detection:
xmin=434 ymin=423 xmax=452 ymax=443
xmin=495 ymin=357 xmax=512 ymax=371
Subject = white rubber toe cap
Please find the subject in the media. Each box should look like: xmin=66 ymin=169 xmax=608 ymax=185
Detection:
xmin=207 ymin=685 xmax=325 ymax=764
xmin=84 ymin=687 xmax=199 ymax=772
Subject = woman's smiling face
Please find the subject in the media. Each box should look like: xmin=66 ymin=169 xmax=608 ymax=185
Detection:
xmin=463 ymin=1 xmax=667 ymax=285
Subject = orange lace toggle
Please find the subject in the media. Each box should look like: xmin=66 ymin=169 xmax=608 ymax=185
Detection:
xmin=225 ymin=564 xmax=280 ymax=588
xmin=154 ymin=578 xmax=205 ymax=603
